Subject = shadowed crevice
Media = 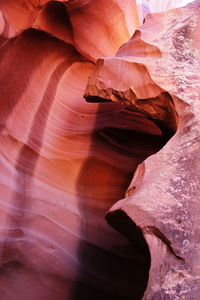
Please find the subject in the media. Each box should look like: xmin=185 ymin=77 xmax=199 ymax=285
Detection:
xmin=106 ymin=210 xmax=150 ymax=259
xmin=70 ymin=82 xmax=178 ymax=299
xmin=70 ymin=99 xmax=175 ymax=299
xmin=86 ymin=91 xmax=178 ymax=140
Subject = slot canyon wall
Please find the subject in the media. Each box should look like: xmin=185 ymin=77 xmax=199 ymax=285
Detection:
xmin=0 ymin=0 xmax=199 ymax=299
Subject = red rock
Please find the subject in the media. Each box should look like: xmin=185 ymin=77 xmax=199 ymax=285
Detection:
xmin=64 ymin=0 xmax=141 ymax=61
xmin=86 ymin=1 xmax=200 ymax=299
xmin=0 ymin=0 xmax=199 ymax=300
xmin=0 ymin=0 xmax=40 ymax=37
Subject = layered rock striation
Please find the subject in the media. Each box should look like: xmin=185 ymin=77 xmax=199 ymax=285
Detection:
xmin=0 ymin=0 xmax=199 ymax=299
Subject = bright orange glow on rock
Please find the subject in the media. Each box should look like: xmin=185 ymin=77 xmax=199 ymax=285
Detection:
xmin=0 ymin=1 xmax=199 ymax=299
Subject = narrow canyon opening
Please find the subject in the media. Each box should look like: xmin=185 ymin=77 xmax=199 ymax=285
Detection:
xmin=71 ymin=93 xmax=178 ymax=300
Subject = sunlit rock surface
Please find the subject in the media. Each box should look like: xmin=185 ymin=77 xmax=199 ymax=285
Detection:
xmin=0 ymin=0 xmax=199 ymax=299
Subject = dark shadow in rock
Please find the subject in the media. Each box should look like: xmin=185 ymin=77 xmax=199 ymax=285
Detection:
xmin=71 ymin=96 xmax=177 ymax=299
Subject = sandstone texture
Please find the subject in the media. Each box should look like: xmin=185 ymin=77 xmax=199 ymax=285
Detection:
xmin=0 ymin=0 xmax=199 ymax=299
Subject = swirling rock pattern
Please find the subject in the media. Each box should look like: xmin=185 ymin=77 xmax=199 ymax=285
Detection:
xmin=0 ymin=0 xmax=199 ymax=299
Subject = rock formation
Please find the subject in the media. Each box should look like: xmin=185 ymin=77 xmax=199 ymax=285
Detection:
xmin=0 ymin=0 xmax=199 ymax=299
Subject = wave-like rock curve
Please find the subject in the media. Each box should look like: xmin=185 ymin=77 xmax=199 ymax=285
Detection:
xmin=0 ymin=0 xmax=199 ymax=299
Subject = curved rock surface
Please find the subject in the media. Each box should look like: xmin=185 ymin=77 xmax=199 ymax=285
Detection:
xmin=0 ymin=0 xmax=199 ymax=300
xmin=86 ymin=1 xmax=200 ymax=299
